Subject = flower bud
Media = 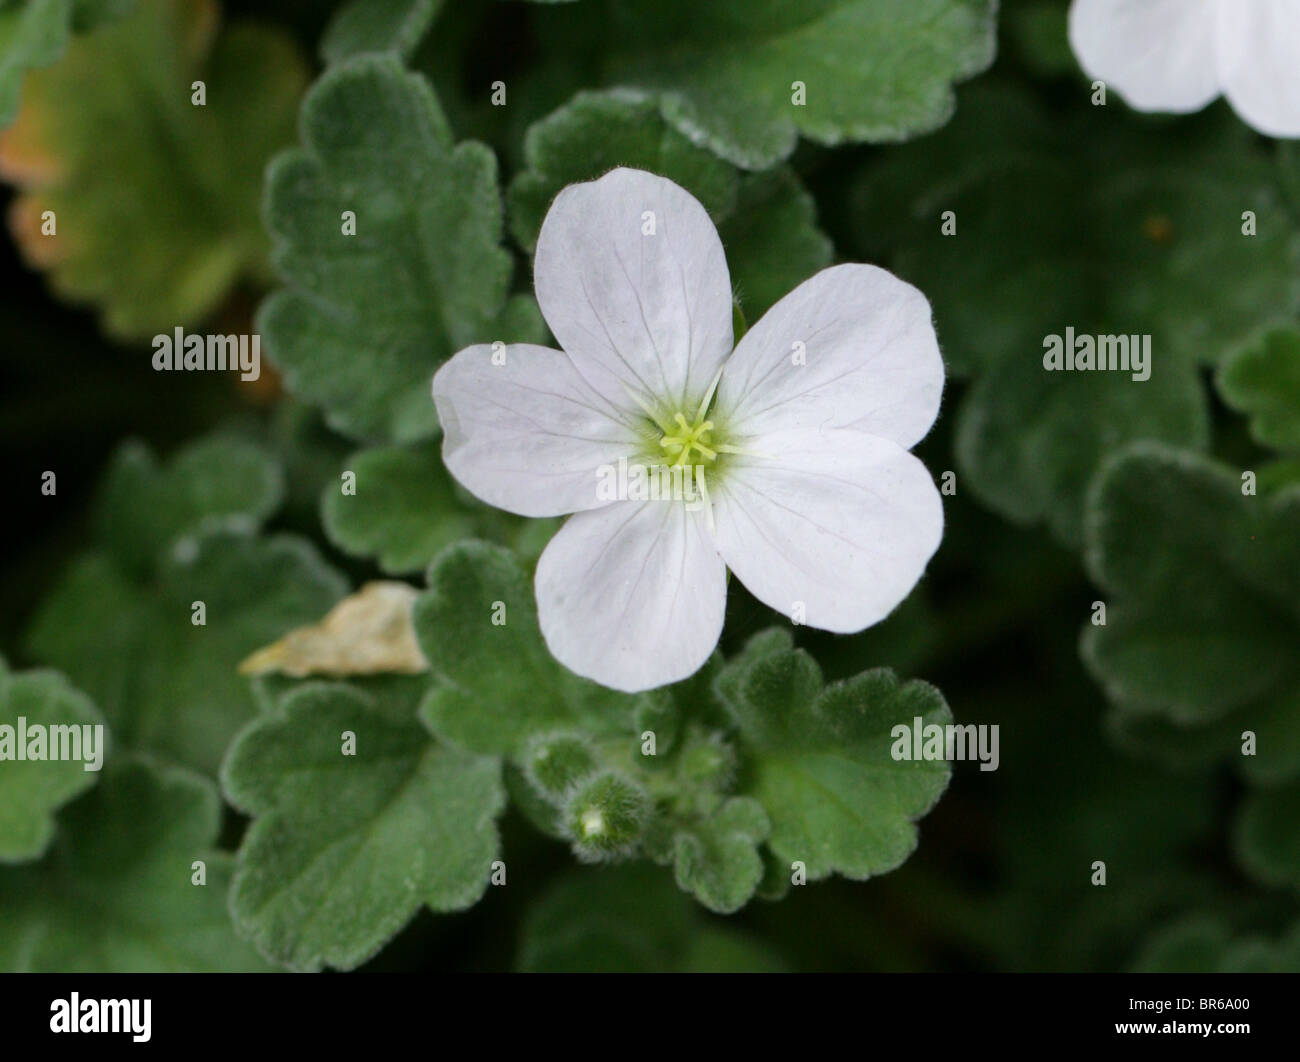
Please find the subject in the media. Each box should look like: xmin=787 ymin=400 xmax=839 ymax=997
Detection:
xmin=562 ymin=771 xmax=648 ymax=862
xmin=522 ymin=732 xmax=596 ymax=798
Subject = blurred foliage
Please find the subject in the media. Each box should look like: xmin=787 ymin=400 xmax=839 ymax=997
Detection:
xmin=2 ymin=0 xmax=1298 ymax=973
xmin=25 ymin=435 xmax=347 ymax=775
xmin=0 ymin=0 xmax=308 ymax=338
xmin=0 ymin=655 xmax=104 ymax=861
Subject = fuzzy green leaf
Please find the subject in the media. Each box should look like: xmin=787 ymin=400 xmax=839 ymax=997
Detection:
xmin=413 ymin=541 xmax=634 ymax=757
xmin=259 ymin=55 xmax=524 ymax=443
xmin=27 ymin=530 xmax=347 ymax=775
xmin=716 ymin=630 xmax=953 ymax=881
xmin=322 ymin=442 xmax=477 ymax=575
xmin=95 ymin=436 xmax=283 ymax=577
xmin=221 ymin=680 xmax=504 ymax=971
xmin=321 ymin=441 xmax=556 ymax=575
xmin=1217 ymin=327 xmax=1300 ymax=453
xmin=509 ymin=90 xmax=735 ymax=245
xmin=601 ymin=0 xmax=997 ymax=170
xmin=509 ymin=89 xmax=832 ymax=319
xmin=668 ymin=795 xmax=769 ymax=914
xmin=957 ymin=354 xmax=1208 ymax=546
xmin=0 ymin=758 xmax=272 ymax=971
xmin=320 ymin=0 xmax=442 ymax=64
xmin=0 ymin=658 xmax=106 ymax=863
xmin=1083 ymin=446 xmax=1300 ymax=739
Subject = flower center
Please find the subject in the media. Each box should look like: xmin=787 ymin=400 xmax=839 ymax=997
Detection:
xmin=659 ymin=412 xmax=717 ymax=468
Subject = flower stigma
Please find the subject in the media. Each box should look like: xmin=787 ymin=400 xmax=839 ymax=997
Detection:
xmin=615 ymin=367 xmax=769 ymax=535
xmin=659 ymin=411 xmax=717 ymax=468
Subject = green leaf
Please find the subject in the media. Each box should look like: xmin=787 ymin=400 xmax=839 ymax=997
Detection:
xmin=0 ymin=0 xmax=308 ymax=338
xmin=320 ymin=0 xmax=443 ymax=65
xmin=1217 ymin=327 xmax=1300 ymax=453
xmin=1234 ymin=781 xmax=1300 ymax=892
xmin=721 ymin=169 xmax=833 ymax=320
xmin=321 ymin=441 xmax=556 ymax=575
xmin=667 ymin=795 xmax=768 ymax=914
xmin=414 ymin=542 xmax=768 ymax=910
xmin=413 ymin=541 xmax=634 ymax=758
xmin=716 ymin=630 xmax=953 ymax=882
xmin=521 ymin=730 xmax=597 ymax=797
xmin=0 ymin=658 xmax=106 ymax=863
xmin=221 ymin=680 xmax=504 ymax=971
xmin=956 ymin=354 xmax=1209 ymax=546
xmin=508 ymin=89 xmax=832 ymax=318
xmin=95 ymin=435 xmax=283 ymax=577
xmin=259 ymin=55 xmax=523 ymax=443
xmin=323 ymin=442 xmax=476 ymax=575
xmin=601 ymin=0 xmax=997 ymax=170
xmin=0 ymin=758 xmax=272 ymax=971
xmin=1083 ymin=445 xmax=1300 ymax=738
xmin=250 ymin=670 xmax=434 ymax=719
xmin=516 ymin=864 xmax=788 ymax=972
xmin=508 ymin=89 xmax=737 ymax=247
xmin=27 ymin=530 xmax=347 ymax=775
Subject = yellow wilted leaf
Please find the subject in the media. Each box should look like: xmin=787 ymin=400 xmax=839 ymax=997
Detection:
xmin=239 ymin=581 xmax=427 ymax=678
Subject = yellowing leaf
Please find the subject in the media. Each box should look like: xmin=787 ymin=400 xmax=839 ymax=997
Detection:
xmin=240 ymin=581 xmax=428 ymax=678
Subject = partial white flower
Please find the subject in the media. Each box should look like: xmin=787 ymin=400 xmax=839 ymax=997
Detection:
xmin=1069 ymin=0 xmax=1300 ymax=138
xmin=433 ymin=168 xmax=944 ymax=693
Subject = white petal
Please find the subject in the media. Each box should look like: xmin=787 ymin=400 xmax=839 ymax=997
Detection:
xmin=534 ymin=167 xmax=734 ymax=415
xmin=535 ymin=500 xmax=726 ymax=693
xmin=711 ymin=428 xmax=943 ymax=633
xmin=1068 ymin=0 xmax=1220 ymax=113
xmin=715 ymin=264 xmax=943 ymax=449
xmin=1218 ymin=0 xmax=1300 ymax=138
xmin=433 ymin=343 xmax=642 ymax=518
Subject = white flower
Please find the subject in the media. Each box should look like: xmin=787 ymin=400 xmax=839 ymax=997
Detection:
xmin=432 ymin=168 xmax=944 ymax=693
xmin=1069 ymin=0 xmax=1300 ymax=138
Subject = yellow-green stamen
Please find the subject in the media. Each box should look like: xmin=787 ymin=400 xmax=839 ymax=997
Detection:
xmin=659 ymin=412 xmax=717 ymax=467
